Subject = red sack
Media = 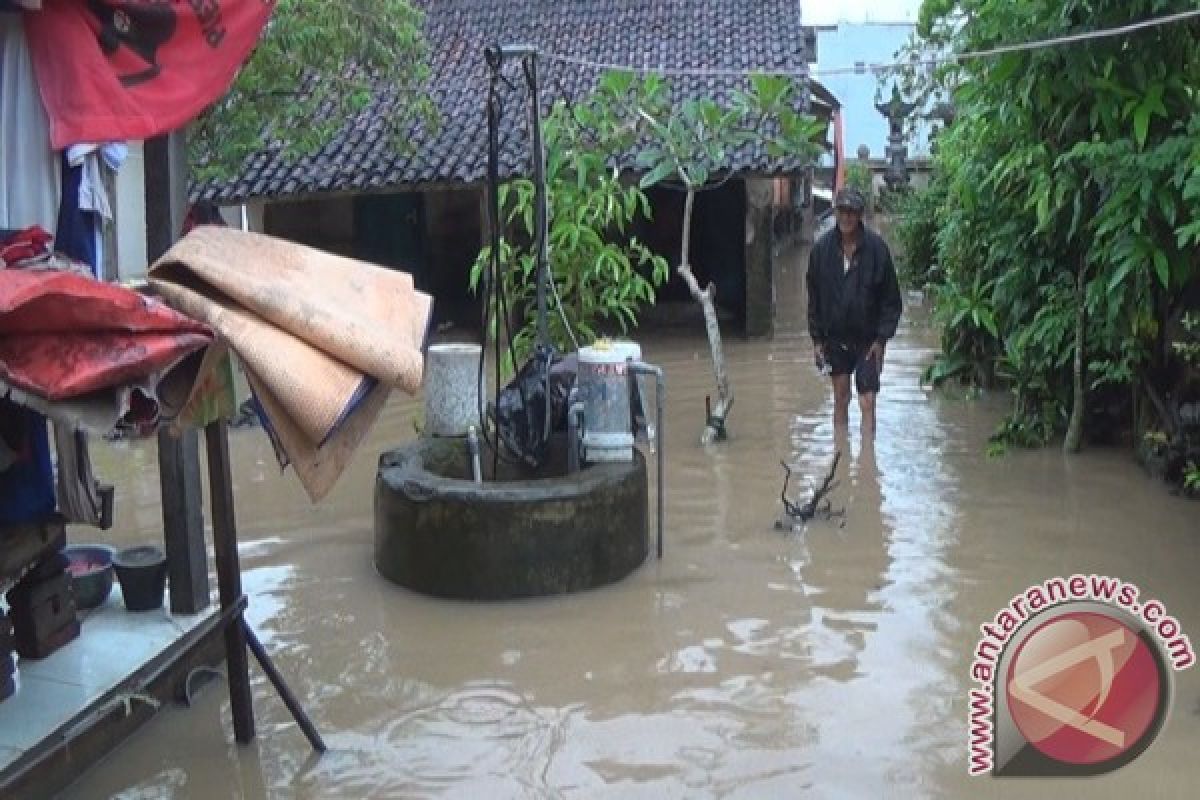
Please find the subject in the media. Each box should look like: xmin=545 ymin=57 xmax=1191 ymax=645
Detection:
xmin=0 ymin=269 xmax=212 ymax=399
xmin=22 ymin=0 xmax=274 ymax=148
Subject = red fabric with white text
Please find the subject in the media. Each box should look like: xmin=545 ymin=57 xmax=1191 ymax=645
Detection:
xmin=22 ymin=0 xmax=274 ymax=148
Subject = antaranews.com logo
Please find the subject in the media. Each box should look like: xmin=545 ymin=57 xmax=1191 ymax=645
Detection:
xmin=968 ymin=574 xmax=1195 ymax=777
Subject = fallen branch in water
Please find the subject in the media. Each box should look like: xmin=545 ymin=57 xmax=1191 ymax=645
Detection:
xmin=775 ymin=451 xmax=844 ymax=530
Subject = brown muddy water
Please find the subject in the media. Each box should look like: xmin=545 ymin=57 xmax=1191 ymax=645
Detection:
xmin=63 ymin=244 xmax=1198 ymax=799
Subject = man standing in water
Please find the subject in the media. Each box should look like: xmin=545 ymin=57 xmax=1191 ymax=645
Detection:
xmin=807 ymin=187 xmax=902 ymax=435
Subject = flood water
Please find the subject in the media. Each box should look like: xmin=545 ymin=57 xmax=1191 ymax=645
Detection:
xmin=63 ymin=243 xmax=1198 ymax=799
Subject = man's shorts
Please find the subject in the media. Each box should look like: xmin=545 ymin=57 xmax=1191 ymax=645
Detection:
xmin=826 ymin=340 xmax=880 ymax=394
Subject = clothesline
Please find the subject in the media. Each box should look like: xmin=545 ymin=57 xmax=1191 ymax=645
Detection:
xmin=532 ymin=8 xmax=1200 ymax=78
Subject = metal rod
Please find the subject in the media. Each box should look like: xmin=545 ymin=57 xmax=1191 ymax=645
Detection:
xmin=567 ymin=398 xmax=584 ymax=473
xmin=204 ymin=420 xmax=255 ymax=744
xmin=529 ymin=53 xmax=549 ymax=351
xmin=629 ymin=363 xmax=665 ymax=558
xmin=525 ymin=52 xmax=555 ymax=448
xmin=656 ymin=370 xmax=664 ymax=559
xmin=243 ymin=622 xmax=327 ymax=753
xmin=467 ymin=426 xmax=483 ymax=483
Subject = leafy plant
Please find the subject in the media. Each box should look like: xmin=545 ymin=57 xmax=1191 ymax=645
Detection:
xmin=591 ymin=71 xmax=824 ymax=442
xmin=469 ymin=101 xmax=669 ymax=372
xmin=845 ymin=161 xmax=874 ymax=209
xmin=1175 ymin=313 xmax=1200 ymax=366
xmin=894 ymin=177 xmax=947 ymax=288
xmin=1143 ymin=430 xmax=1170 ymax=454
xmin=924 ymin=272 xmax=1000 ymax=387
xmin=901 ymin=0 xmax=1200 ymax=457
xmin=1185 ymin=462 xmax=1200 ymax=492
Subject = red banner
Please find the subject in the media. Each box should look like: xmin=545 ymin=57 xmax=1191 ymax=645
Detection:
xmin=22 ymin=0 xmax=274 ymax=148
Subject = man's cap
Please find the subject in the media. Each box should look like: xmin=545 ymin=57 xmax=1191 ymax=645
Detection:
xmin=835 ymin=187 xmax=866 ymax=212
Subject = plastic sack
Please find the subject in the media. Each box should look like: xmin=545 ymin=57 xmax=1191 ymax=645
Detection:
xmin=493 ymin=345 xmax=576 ymax=467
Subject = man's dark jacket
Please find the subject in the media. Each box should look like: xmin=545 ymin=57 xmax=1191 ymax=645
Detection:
xmin=806 ymin=225 xmax=902 ymax=346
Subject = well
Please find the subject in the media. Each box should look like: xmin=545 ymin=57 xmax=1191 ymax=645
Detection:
xmin=374 ymin=435 xmax=648 ymax=600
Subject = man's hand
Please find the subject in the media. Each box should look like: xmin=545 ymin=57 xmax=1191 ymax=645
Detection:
xmin=866 ymin=340 xmax=885 ymax=374
xmin=814 ymin=342 xmax=827 ymax=372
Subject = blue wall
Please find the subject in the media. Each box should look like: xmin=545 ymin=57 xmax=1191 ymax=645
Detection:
xmin=816 ymin=23 xmax=934 ymax=164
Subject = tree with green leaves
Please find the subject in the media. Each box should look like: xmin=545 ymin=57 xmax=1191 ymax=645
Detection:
xmin=616 ymin=72 xmax=824 ymax=443
xmin=904 ymin=0 xmax=1199 ymax=472
xmin=469 ymin=100 xmax=670 ymax=368
xmin=482 ymin=70 xmax=824 ymax=443
xmin=189 ymin=0 xmax=435 ymax=181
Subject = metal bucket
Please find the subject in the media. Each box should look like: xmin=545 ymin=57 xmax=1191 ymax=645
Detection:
xmin=578 ymin=342 xmax=635 ymax=463
xmin=424 ymin=343 xmax=483 ymax=437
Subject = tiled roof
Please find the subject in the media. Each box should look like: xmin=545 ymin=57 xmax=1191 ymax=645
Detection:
xmin=194 ymin=0 xmax=819 ymax=203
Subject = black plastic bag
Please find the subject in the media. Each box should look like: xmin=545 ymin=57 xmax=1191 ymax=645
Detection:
xmin=493 ymin=345 xmax=573 ymax=468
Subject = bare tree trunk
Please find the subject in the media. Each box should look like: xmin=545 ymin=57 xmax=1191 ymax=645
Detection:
xmin=676 ymin=186 xmax=734 ymax=444
xmin=1064 ymin=258 xmax=1085 ymax=453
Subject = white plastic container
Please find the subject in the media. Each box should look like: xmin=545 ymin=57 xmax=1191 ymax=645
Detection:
xmin=577 ymin=342 xmax=635 ymax=462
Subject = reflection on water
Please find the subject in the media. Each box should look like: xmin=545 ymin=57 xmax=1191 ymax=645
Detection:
xmin=62 ymin=244 xmax=1200 ymax=799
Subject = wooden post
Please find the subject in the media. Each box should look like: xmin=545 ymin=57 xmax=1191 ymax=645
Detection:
xmin=144 ymin=132 xmax=211 ymax=614
xmin=143 ymin=134 xmax=188 ymax=262
xmin=743 ymin=177 xmax=775 ymax=338
xmin=677 ymin=186 xmax=734 ymax=444
xmin=156 ymin=429 xmax=208 ymax=612
xmin=205 ymin=420 xmax=255 ymax=743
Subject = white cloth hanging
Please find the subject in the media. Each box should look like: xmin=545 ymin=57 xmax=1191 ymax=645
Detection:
xmin=65 ymin=142 xmax=128 ymax=221
xmin=0 ymin=13 xmax=60 ymax=232
xmin=65 ymin=141 xmax=128 ymax=277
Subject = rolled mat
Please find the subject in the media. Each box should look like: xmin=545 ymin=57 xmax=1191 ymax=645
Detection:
xmin=149 ymin=228 xmax=433 ymax=501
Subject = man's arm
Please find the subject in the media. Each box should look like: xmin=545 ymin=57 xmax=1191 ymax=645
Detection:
xmin=807 ymin=243 xmax=824 ymax=344
xmin=875 ymin=242 xmax=903 ymax=343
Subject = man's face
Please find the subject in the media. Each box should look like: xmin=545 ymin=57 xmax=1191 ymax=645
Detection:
xmin=835 ymin=207 xmax=862 ymax=235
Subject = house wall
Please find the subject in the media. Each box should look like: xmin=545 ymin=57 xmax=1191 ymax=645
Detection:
xmin=217 ymin=201 xmax=266 ymax=232
xmin=744 ymin=178 xmax=776 ymax=337
xmin=242 ymin=178 xmax=783 ymax=339
xmin=113 ymin=141 xmax=148 ymax=283
xmin=263 ymin=196 xmax=356 ymax=257
xmin=424 ymin=188 xmax=485 ymax=328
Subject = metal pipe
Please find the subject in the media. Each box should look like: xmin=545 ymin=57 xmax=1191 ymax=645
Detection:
xmin=484 ymin=43 xmax=537 ymax=67
xmin=567 ymin=396 xmax=585 ymax=474
xmin=243 ymin=621 xmax=327 ymax=753
xmin=529 ymin=54 xmax=548 ymax=351
xmin=525 ymin=53 xmax=554 ymax=447
xmin=628 ymin=362 xmax=664 ymax=559
xmin=467 ymin=426 xmax=483 ymax=483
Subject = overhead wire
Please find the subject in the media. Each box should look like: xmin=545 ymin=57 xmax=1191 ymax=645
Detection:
xmin=536 ymin=8 xmax=1200 ymax=78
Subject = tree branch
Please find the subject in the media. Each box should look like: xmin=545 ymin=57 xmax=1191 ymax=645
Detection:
xmin=777 ymin=451 xmax=843 ymax=525
xmin=676 ymin=185 xmax=733 ymax=444
xmin=680 ymin=185 xmax=694 ymax=270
